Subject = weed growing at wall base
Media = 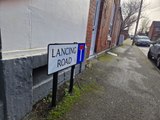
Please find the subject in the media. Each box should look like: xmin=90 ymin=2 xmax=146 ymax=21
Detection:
xmin=47 ymin=81 xmax=99 ymax=120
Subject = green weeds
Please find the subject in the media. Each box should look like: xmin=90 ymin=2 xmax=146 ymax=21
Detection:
xmin=47 ymin=81 xmax=99 ymax=120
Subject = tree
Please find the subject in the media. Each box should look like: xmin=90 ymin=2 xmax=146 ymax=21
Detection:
xmin=121 ymin=0 xmax=146 ymax=31
xmin=138 ymin=17 xmax=150 ymax=34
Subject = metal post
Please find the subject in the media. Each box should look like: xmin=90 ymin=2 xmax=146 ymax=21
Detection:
xmin=69 ymin=65 xmax=75 ymax=93
xmin=79 ymin=63 xmax=82 ymax=73
xmin=132 ymin=0 xmax=143 ymax=45
xmin=52 ymin=72 xmax=58 ymax=107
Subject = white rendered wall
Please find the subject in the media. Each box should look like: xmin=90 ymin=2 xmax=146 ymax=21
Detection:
xmin=0 ymin=0 xmax=90 ymax=52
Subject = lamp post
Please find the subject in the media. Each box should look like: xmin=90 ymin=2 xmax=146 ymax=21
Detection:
xmin=132 ymin=0 xmax=144 ymax=45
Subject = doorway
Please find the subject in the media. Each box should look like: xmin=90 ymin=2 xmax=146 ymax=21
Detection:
xmin=89 ymin=0 xmax=101 ymax=56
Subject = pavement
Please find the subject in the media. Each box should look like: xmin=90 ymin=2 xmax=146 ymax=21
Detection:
xmin=59 ymin=40 xmax=160 ymax=120
xmin=138 ymin=46 xmax=150 ymax=56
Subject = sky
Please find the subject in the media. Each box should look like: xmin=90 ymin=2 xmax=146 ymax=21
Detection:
xmin=144 ymin=0 xmax=160 ymax=21
xmin=122 ymin=0 xmax=160 ymax=34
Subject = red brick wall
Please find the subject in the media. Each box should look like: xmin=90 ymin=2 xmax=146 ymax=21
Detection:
xmin=95 ymin=0 xmax=114 ymax=53
xmin=149 ymin=23 xmax=160 ymax=41
xmin=86 ymin=0 xmax=122 ymax=57
xmin=152 ymin=29 xmax=160 ymax=41
xmin=111 ymin=0 xmax=122 ymax=46
xmin=85 ymin=0 xmax=96 ymax=58
xmin=149 ymin=22 xmax=160 ymax=41
xmin=149 ymin=24 xmax=154 ymax=40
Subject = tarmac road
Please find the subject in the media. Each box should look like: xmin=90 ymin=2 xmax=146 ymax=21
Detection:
xmin=59 ymin=41 xmax=160 ymax=120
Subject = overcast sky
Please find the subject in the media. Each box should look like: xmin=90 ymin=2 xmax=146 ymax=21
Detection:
xmin=144 ymin=0 xmax=160 ymax=22
xmin=122 ymin=0 xmax=160 ymax=34
xmin=145 ymin=0 xmax=160 ymax=9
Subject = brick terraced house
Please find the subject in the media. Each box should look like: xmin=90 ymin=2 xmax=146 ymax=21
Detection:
xmin=86 ymin=0 xmax=122 ymax=58
xmin=149 ymin=21 xmax=160 ymax=41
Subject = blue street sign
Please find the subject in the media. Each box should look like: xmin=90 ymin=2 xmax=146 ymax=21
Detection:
xmin=77 ymin=43 xmax=85 ymax=64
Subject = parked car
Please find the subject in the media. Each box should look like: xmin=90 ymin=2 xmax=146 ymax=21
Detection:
xmin=148 ymin=40 xmax=160 ymax=68
xmin=130 ymin=35 xmax=134 ymax=40
xmin=135 ymin=36 xmax=151 ymax=47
